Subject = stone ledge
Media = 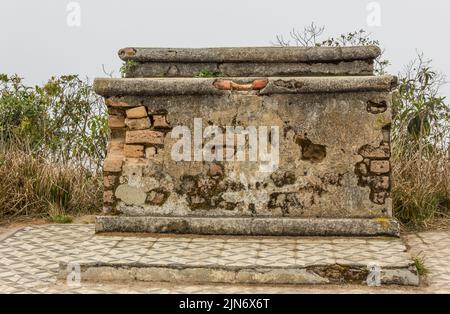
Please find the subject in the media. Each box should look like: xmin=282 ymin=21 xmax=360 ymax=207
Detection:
xmin=95 ymin=216 xmax=400 ymax=237
xmin=94 ymin=76 xmax=397 ymax=97
xmin=57 ymin=263 xmax=418 ymax=286
xmin=118 ymin=46 xmax=381 ymax=63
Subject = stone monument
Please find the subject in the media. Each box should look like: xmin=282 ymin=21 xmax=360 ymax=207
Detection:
xmin=94 ymin=46 xmax=398 ymax=236
xmin=58 ymin=47 xmax=419 ymax=286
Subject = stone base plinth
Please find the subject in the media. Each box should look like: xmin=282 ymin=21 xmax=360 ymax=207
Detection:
xmin=95 ymin=216 xmax=400 ymax=237
xmin=58 ymin=233 xmax=418 ymax=286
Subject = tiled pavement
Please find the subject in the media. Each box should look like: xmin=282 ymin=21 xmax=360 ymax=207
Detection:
xmin=0 ymin=224 xmax=448 ymax=294
xmin=405 ymin=232 xmax=450 ymax=293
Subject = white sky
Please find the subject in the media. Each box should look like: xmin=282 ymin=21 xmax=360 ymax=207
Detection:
xmin=1 ymin=0 xmax=449 ymax=98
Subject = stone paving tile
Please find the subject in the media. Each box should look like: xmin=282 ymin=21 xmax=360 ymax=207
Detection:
xmin=0 ymin=224 xmax=448 ymax=293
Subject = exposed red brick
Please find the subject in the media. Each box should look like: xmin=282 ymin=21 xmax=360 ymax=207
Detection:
xmin=373 ymin=176 xmax=390 ymax=190
xmin=372 ymin=191 xmax=388 ymax=205
xmin=230 ymin=81 xmax=253 ymax=91
xmin=213 ymin=80 xmax=232 ymax=90
xmin=124 ymin=144 xmax=145 ymax=158
xmin=153 ymin=115 xmax=171 ymax=129
xmin=126 ymin=106 xmax=148 ymax=119
xmin=214 ymin=79 xmax=267 ymax=91
xmin=252 ymin=79 xmax=268 ymax=90
xmin=103 ymin=175 xmax=117 ymax=189
xmin=125 ymin=117 xmax=151 ymax=130
xmin=359 ymin=144 xmax=390 ymax=159
xmin=370 ymin=160 xmax=390 ymax=174
xmin=103 ymin=157 xmax=123 ymax=172
xmin=108 ymin=140 xmax=124 ymax=154
xmin=108 ymin=115 xmax=126 ymax=128
xmin=103 ymin=190 xmax=115 ymax=204
xmin=126 ymin=130 xmax=165 ymax=145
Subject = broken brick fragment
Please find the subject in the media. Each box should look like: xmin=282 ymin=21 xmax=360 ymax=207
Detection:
xmin=153 ymin=115 xmax=171 ymax=129
xmin=213 ymin=80 xmax=232 ymax=90
xmin=252 ymin=79 xmax=268 ymax=90
xmin=230 ymin=81 xmax=253 ymax=91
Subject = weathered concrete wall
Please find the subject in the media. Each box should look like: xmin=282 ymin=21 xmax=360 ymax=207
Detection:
xmin=95 ymin=47 xmax=398 ymax=236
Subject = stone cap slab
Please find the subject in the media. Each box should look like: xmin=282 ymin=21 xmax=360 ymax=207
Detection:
xmin=94 ymin=75 xmax=397 ymax=97
xmin=119 ymin=46 xmax=381 ymax=63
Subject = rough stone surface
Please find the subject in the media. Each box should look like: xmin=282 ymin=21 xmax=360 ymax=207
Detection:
xmin=99 ymin=90 xmax=393 ymax=221
xmin=115 ymin=185 xmax=147 ymax=205
xmin=125 ymin=61 xmax=374 ymax=78
xmin=118 ymin=46 xmax=381 ymax=63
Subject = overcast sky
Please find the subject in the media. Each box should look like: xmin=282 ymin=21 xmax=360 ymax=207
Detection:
xmin=1 ymin=0 xmax=449 ymax=98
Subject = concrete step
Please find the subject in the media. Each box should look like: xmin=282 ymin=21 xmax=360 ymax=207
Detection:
xmin=58 ymin=234 xmax=419 ymax=286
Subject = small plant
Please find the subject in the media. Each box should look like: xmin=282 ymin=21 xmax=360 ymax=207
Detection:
xmin=48 ymin=202 xmax=73 ymax=224
xmin=413 ymin=255 xmax=428 ymax=276
xmin=120 ymin=60 xmax=139 ymax=78
xmin=49 ymin=214 xmax=73 ymax=224
xmin=194 ymin=70 xmax=220 ymax=78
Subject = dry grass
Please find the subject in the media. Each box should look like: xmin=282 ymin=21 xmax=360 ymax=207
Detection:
xmin=392 ymin=139 xmax=450 ymax=230
xmin=0 ymin=148 xmax=102 ymax=220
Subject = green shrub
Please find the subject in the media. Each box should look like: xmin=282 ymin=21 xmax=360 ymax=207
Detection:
xmin=392 ymin=55 xmax=450 ymax=227
xmin=0 ymin=74 xmax=108 ymax=171
xmin=0 ymin=74 xmax=107 ymax=220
